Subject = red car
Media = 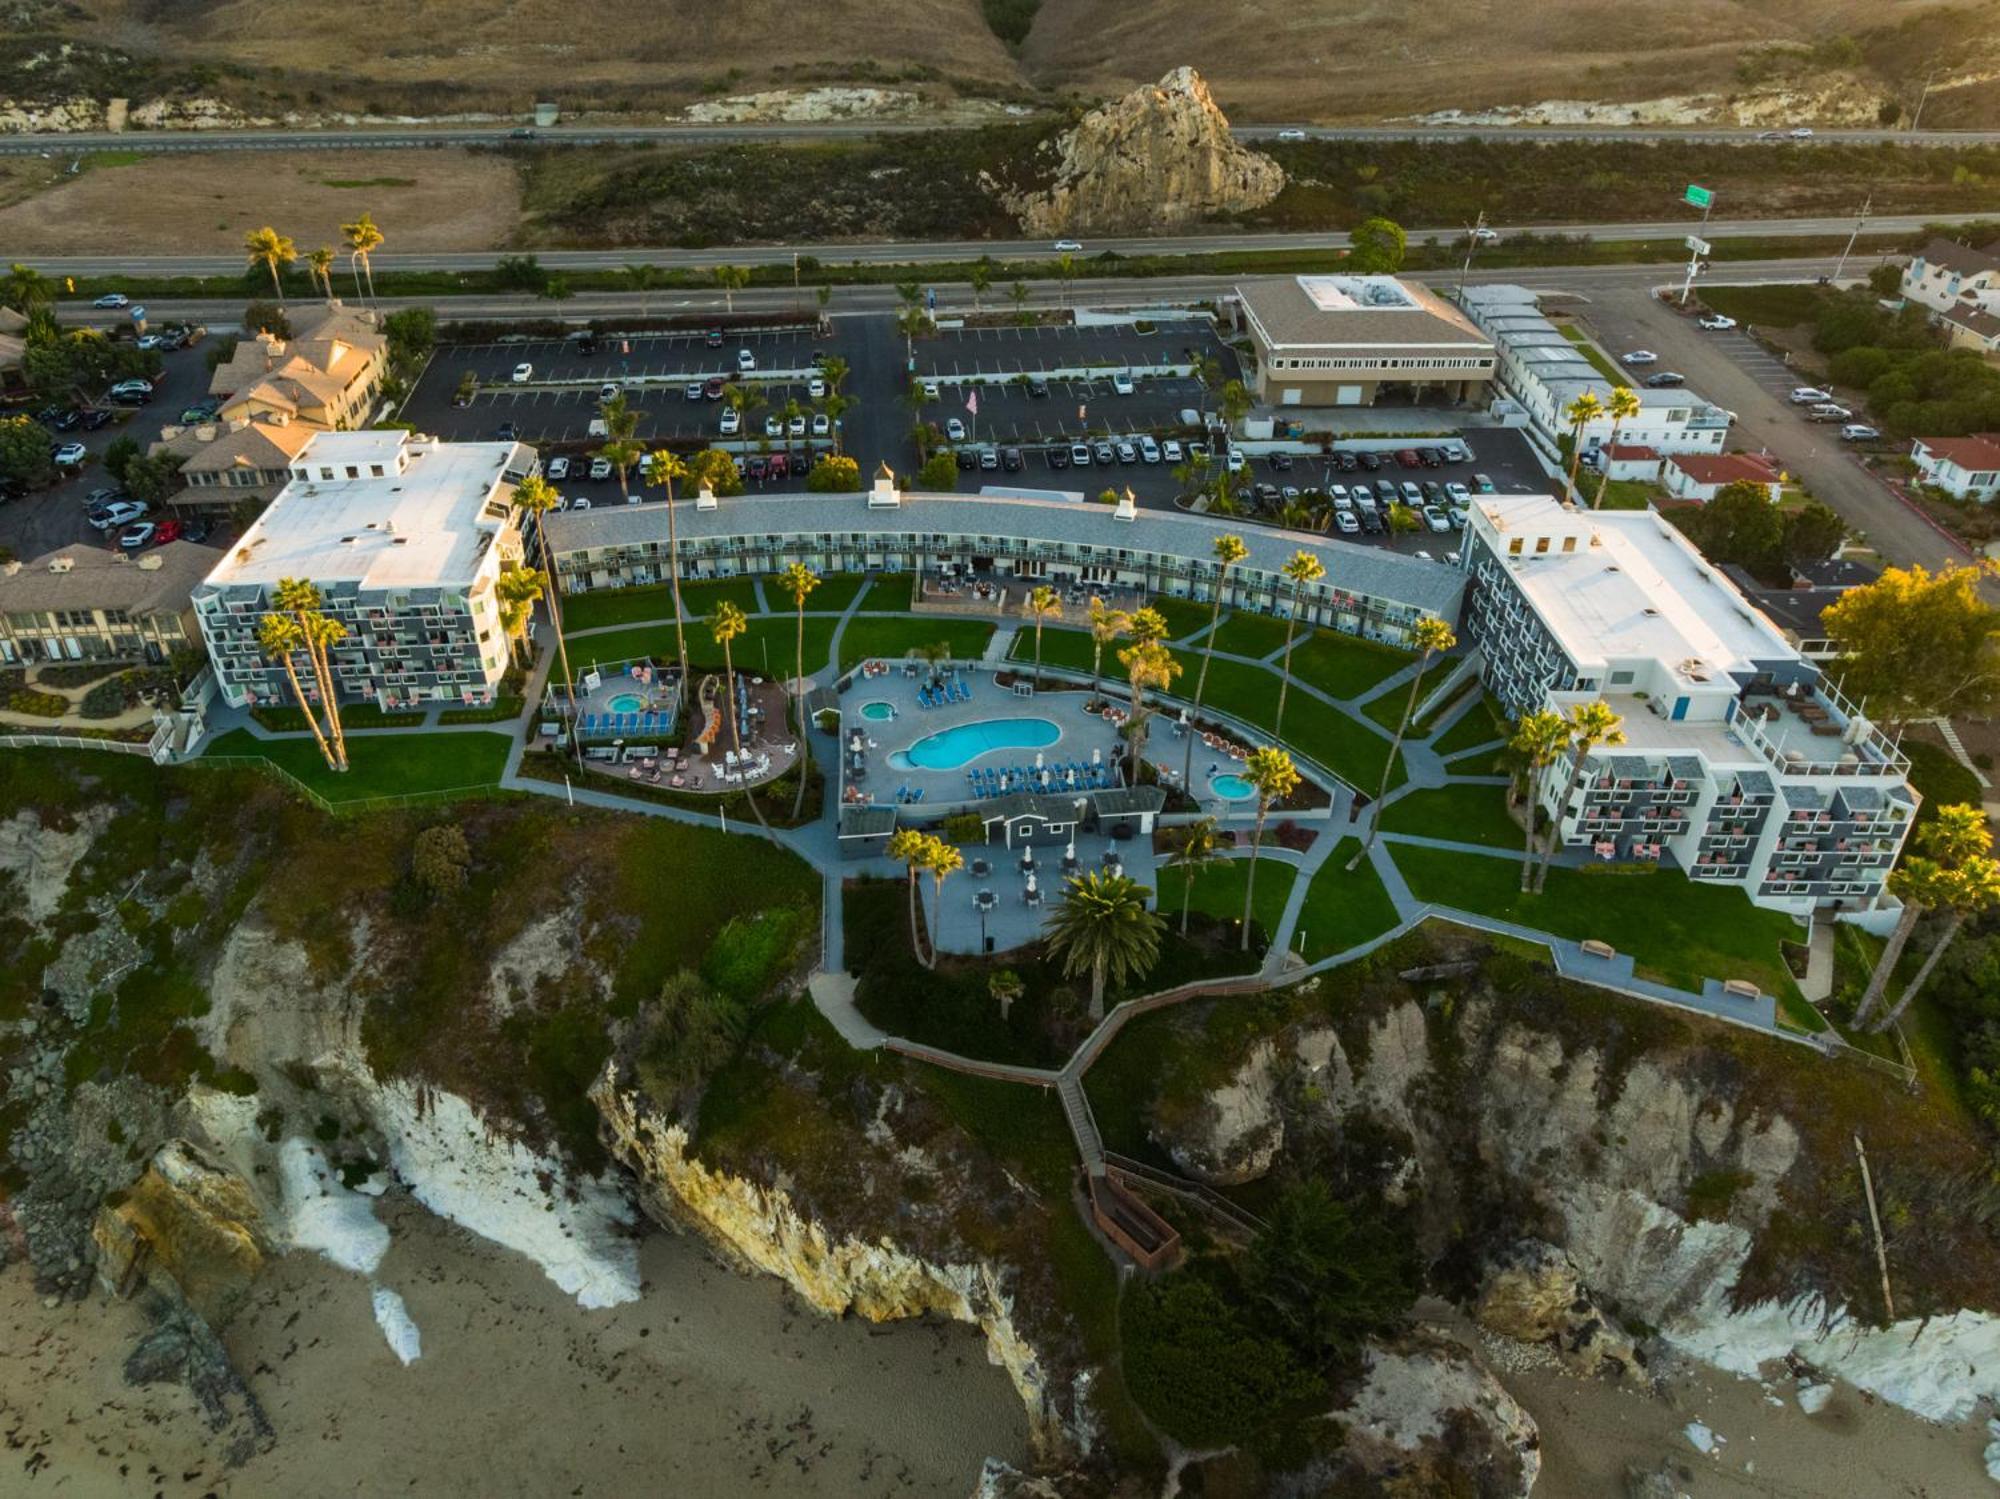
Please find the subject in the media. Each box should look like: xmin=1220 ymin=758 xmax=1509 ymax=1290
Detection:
xmin=1396 ymin=448 xmax=1422 ymax=469
xmin=766 ymin=453 xmax=789 ymax=480
xmin=702 ymin=376 xmax=725 ymax=400
xmin=152 ymin=517 xmax=183 ymax=545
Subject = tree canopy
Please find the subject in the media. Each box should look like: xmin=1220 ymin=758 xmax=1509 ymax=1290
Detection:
xmin=1821 ymin=562 xmax=2000 ymax=726
xmin=1347 ymin=217 xmax=1407 ymax=274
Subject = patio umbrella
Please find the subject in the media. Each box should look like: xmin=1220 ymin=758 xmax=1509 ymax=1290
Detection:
xmin=1034 ymin=750 xmax=1044 ymax=770
xmin=1091 ymin=747 xmax=1102 ymax=766
xmin=1025 ymin=871 xmax=1037 ymax=895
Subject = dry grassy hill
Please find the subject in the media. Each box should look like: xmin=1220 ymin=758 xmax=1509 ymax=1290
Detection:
xmin=10 ymin=0 xmax=1999 ymax=125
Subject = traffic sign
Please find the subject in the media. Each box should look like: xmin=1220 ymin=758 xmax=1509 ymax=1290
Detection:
xmin=1684 ymin=184 xmax=1714 ymax=210
xmin=1685 ymin=236 xmax=1711 ymax=256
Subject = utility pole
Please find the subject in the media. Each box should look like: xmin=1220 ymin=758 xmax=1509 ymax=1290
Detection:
xmin=1455 ymin=210 xmax=1487 ymax=302
xmin=1910 ymin=65 xmax=1939 ymax=132
xmin=1832 ymin=193 xmax=1872 ymax=284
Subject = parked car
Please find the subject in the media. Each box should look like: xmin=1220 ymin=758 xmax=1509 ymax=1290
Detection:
xmin=979 ymin=447 xmax=999 ymax=471
xmin=569 ymin=496 xmax=591 ymax=511
xmin=89 ymin=500 xmax=147 ymax=531
xmin=1644 ymin=372 xmax=1686 ymax=388
xmin=1808 ymin=403 xmax=1852 ymax=423
xmin=108 ymin=380 xmax=154 ymax=405
xmin=1840 ymin=423 xmax=1882 ymax=441
xmin=946 ymin=418 xmax=967 ymax=441
xmin=589 ymin=457 xmax=613 ymax=480
xmin=921 ymin=379 xmax=940 ymax=400
xmin=93 ymin=293 xmax=129 ymax=309
xmin=46 ymin=408 xmax=82 ymax=432
xmin=956 ymin=448 xmax=979 ymax=471
xmin=812 ymin=413 xmax=831 ymax=437
xmin=1268 ymin=451 xmax=1293 ymax=472
xmin=1110 ymin=373 xmax=1135 ymax=396
xmin=1419 ymin=447 xmax=1442 ymax=468
xmin=1224 ymin=449 xmax=1246 ymax=474
xmin=1027 ymin=377 xmax=1049 ymax=399
xmin=737 ymin=348 xmax=756 ymax=372
xmin=684 ymin=381 xmax=704 ymax=401
xmin=1788 ymin=126 xmax=1815 ymax=139
xmin=767 ymin=454 xmax=790 ymax=480
xmin=1115 ymin=440 xmax=1137 ymax=464
xmin=118 ymin=520 xmax=173 ymax=550
xmin=763 ymin=415 xmax=783 ymax=438
xmin=180 ymin=398 xmax=222 ymax=424
xmin=746 ymin=456 xmax=767 ymax=481
xmin=1440 ymin=440 xmax=1469 ymax=463
xmin=546 ymin=456 xmax=571 ymax=481
xmin=706 ymin=328 xmax=724 ymax=347
xmin=598 ymin=382 xmax=621 ymax=402
xmin=1473 ymin=472 xmax=1496 ymax=493
xmin=1070 ymin=443 xmax=1092 ymax=467
xmin=703 ymin=377 xmax=725 ymax=400
xmin=1334 ymin=510 xmax=1360 ymax=534
xmin=1139 ymin=436 xmax=1161 ymax=463
xmin=1048 ymin=446 xmax=1071 ymax=469
xmin=1623 ymin=349 xmax=1659 ymax=365
xmin=1396 ymin=448 xmax=1421 ymax=468
xmin=1161 ymin=439 xmax=1183 ymax=463
xmin=511 ymin=362 xmax=534 ymax=383
xmin=1094 ymin=441 xmax=1116 ymax=466
xmin=719 ymin=408 xmax=741 ymax=435
xmin=1789 ymin=386 xmax=1832 ymax=405
xmin=787 ymin=415 xmax=806 ymax=438
xmin=1696 ymin=314 xmax=1738 ymax=330
xmin=1445 ymin=481 xmax=1471 ymax=504
xmin=495 ymin=422 xmax=518 ymax=441
xmin=1002 ymin=447 xmax=1023 ymax=472
xmin=1400 ymin=480 xmax=1423 ymax=505
xmin=52 ymin=441 xmax=88 ymax=468
xmin=1358 ymin=450 xmax=1382 ymax=471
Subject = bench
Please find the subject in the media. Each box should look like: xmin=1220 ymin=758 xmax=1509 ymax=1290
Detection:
xmin=1579 ymin=939 xmax=1617 ymax=960
xmin=1722 ymin=978 xmax=1762 ymax=999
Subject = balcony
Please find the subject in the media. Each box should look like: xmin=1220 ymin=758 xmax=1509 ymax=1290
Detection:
xmin=1727 ymin=678 xmax=1909 ymax=778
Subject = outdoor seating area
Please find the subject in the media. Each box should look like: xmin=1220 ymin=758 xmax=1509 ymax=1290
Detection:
xmin=963 ymin=755 xmax=1118 ymax=799
xmin=562 ymin=659 xmax=681 ymax=743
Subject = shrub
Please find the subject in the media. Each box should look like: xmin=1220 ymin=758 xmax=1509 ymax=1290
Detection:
xmin=411 ymin=824 xmax=471 ymax=895
xmin=806 ymin=455 xmax=861 ymax=492
xmin=1122 ymin=1270 xmax=1324 ymax=1449
xmin=78 ymin=678 xmax=129 ymax=720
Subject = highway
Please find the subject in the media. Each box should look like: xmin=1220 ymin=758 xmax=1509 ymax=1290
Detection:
xmin=2 ymin=214 xmax=1919 ymax=283
xmin=2 ymin=121 xmax=1997 ymax=157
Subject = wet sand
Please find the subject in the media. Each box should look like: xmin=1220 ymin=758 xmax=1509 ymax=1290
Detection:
xmin=1 ymin=1194 xmax=1028 ymax=1497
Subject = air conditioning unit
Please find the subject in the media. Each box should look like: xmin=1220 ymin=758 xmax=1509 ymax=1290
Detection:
xmin=47 ymin=556 xmax=75 ymax=575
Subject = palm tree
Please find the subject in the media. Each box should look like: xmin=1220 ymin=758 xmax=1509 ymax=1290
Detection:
xmin=643 ymin=450 xmax=693 ymax=691
xmin=1008 ymin=281 xmax=1030 ymax=321
xmin=1853 ymin=805 xmax=1996 ymax=1030
xmin=1508 ymin=709 xmax=1569 ymax=891
xmin=970 ymin=260 xmax=993 ymax=311
xmin=273 ymin=577 xmax=346 ymax=770
xmin=1 ymin=263 xmax=53 ymax=314
xmin=1590 ymin=386 xmax=1642 ymax=509
xmin=256 ymin=613 xmax=339 ymax=771
xmin=1180 ymin=534 xmax=1249 ymax=794
xmin=1274 ymin=550 xmax=1325 ymax=740
xmin=1870 ymin=834 xmax=2000 ymax=1033
xmin=713 ymin=264 xmax=750 ymax=313
xmin=1350 ymin=616 xmax=1457 ymax=868
xmin=304 ymin=246 xmax=336 ymax=302
xmin=708 ymin=601 xmax=748 ymax=756
xmin=340 ymin=213 xmax=384 ymax=301
xmin=244 ymin=227 xmax=297 ymax=303
xmin=1241 ymin=747 xmax=1300 ymax=951
xmin=821 ymin=355 xmax=850 ymax=396
xmin=597 ymin=392 xmax=643 ymax=501
xmin=1118 ymin=638 xmax=1180 ymax=786
xmin=1024 ymin=584 xmax=1062 ymax=688
xmin=1531 ymin=698 xmax=1626 ymax=893
xmin=777 ymin=561 xmax=820 ymax=819
xmin=494 ymin=564 xmax=548 ymax=666
xmin=1562 ymin=390 xmax=1605 ymax=500
xmin=1170 ymin=816 xmax=1226 ymax=935
xmin=1085 ymin=595 xmax=1131 ymax=711
xmin=514 ymin=475 xmax=580 ymax=760
xmin=821 ymin=392 xmax=853 ymax=455
xmin=624 ymin=262 xmax=660 ymax=315
xmin=888 ymin=827 xmax=932 ymax=965
xmin=924 ymin=838 xmax=965 ymax=972
xmin=1045 ymin=870 xmax=1165 ymax=1021
xmin=1054 ymin=253 xmax=1077 ymax=310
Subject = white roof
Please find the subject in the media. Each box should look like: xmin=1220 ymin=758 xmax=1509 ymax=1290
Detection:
xmin=202 ymin=433 xmax=521 ymax=593
xmin=1470 ymin=495 xmax=1797 ymax=676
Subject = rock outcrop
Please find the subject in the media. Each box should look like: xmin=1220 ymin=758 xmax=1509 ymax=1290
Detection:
xmin=1476 ymin=1239 xmax=1645 ymax=1384
xmin=594 ymin=1070 xmax=1090 ymax=1458
xmin=92 ymin=1139 xmax=267 ymax=1325
xmin=1003 ymin=67 xmax=1284 ymax=236
xmin=1332 ymin=1329 xmax=1541 ymax=1498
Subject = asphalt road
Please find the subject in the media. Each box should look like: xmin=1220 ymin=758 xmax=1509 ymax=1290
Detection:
xmin=6 ymin=215 xmax=1928 ymax=283
xmin=1 ymin=122 xmax=1994 ymax=158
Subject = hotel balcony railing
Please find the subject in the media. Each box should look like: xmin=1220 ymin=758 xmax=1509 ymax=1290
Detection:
xmin=1725 ymin=684 xmax=1910 ymax=778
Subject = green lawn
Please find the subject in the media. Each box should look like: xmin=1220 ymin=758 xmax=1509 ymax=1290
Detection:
xmin=1149 ymin=595 xmax=1220 ymax=643
xmin=1595 ymin=479 xmax=1660 ymax=511
xmin=251 ymin=703 xmax=425 ymax=733
xmin=1361 ymin=680 xmax=1427 ymax=735
xmin=1558 ymin=322 xmax=1625 ymax=383
xmin=838 ymin=617 xmax=995 ymax=672
xmin=203 ymin=728 xmax=514 ymax=804
xmin=1389 ymin=842 xmax=1804 ymax=1000
xmin=801 ymin=573 xmax=873 ymax=613
xmin=1695 ymin=283 xmax=1829 ymax=329
xmin=1206 ymin=611 xmax=1292 ymax=661
xmin=1295 ymin=839 xmax=1404 ymax=961
xmin=569 ymin=617 xmax=840 ymax=679
xmin=1009 ymin=625 xmax=1115 ymax=676
xmin=1153 ymin=855 xmax=1298 ymax=948
xmin=1381 ymin=782 xmax=1523 ymax=849
xmin=1433 ymin=693 xmax=1508 ymax=759
xmin=1904 ymin=740 xmax=1982 ymax=827
xmin=1286 ymin=630 xmax=1414 ymax=700
xmin=559 ymin=582 xmax=681 ymax=634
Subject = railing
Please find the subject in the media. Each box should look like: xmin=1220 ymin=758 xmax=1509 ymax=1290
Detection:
xmin=1102 ymin=1151 xmax=1270 ymax=1237
xmin=0 ymin=730 xmax=157 ymax=758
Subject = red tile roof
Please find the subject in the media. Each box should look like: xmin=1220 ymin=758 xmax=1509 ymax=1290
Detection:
xmin=1606 ymin=443 xmax=1659 ymax=460
xmin=1666 ymin=452 xmax=1782 ymax=487
xmin=1916 ymin=433 xmax=2000 ymax=471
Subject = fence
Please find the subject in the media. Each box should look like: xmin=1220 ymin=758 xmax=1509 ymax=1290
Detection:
xmin=0 ymin=726 xmax=166 ymax=758
xmin=1102 ymin=1151 xmax=1270 ymax=1237
xmin=192 ymin=753 xmax=516 ymax=817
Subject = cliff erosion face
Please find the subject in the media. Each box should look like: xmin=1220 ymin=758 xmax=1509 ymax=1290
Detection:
xmin=1003 ymin=67 xmax=1284 ymax=236
xmin=593 ymin=1069 xmax=1090 ymax=1459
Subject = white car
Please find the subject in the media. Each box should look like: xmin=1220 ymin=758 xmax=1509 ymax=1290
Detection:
xmin=764 ymin=415 xmax=782 ymax=437
xmin=787 ymin=415 xmax=806 ymax=437
xmin=1840 ymin=423 xmax=1882 ymax=441
xmin=946 ymin=418 xmax=967 ymax=441
xmin=1696 ymin=314 xmax=1737 ymax=330
xmin=545 ymin=456 xmax=571 ymax=481
xmin=588 ymin=457 xmax=613 ymax=480
xmin=1110 ymin=373 xmax=1135 ymax=396
xmin=1413 ymin=550 xmax=1435 ymax=563
xmin=570 ymin=496 xmax=592 ymax=511
xmin=921 ymin=379 xmax=939 ymax=400
xmin=511 ymin=362 xmax=533 ymax=383
xmin=599 ymin=382 xmax=621 ymax=402
xmin=1138 ymin=436 xmax=1161 ymax=463
xmin=1469 ymin=226 xmax=1499 ymax=244
xmin=684 ymin=381 xmax=704 ymax=401
xmin=1162 ymin=439 xmax=1184 ymax=463
xmin=1334 ymin=511 xmax=1360 ymax=534
xmin=737 ymin=348 xmax=756 ymax=372
xmin=1276 ymin=128 xmax=1307 ymax=142
xmin=1789 ymin=386 xmax=1832 ymax=405
xmin=1788 ymin=126 xmax=1815 ymax=139
xmin=1225 ymin=450 xmax=1246 ymax=474
xmin=719 ymin=408 xmax=741 ymax=435
xmin=811 ymin=413 xmax=831 ymax=437
xmin=1423 ymin=506 xmax=1452 ymax=534
xmin=1070 ymin=443 xmax=1092 ymax=467
xmin=1445 ymin=481 xmax=1471 ymax=504
xmin=53 ymin=441 xmax=87 ymax=467
xmin=808 ymin=377 xmax=826 ymax=398
xmin=1052 ymin=239 xmax=1083 ymax=253
xmin=136 ymin=334 xmax=163 ymax=351
xmin=92 ymin=293 xmax=129 ymax=309
xmin=1623 ymin=349 xmax=1658 ymax=365
xmin=89 ymin=500 xmax=147 ymax=530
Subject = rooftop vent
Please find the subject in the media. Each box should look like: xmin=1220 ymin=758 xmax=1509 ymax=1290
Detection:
xmin=137 ymin=554 xmax=164 ymax=572
xmin=1642 ymin=607 xmax=1660 ymax=616
xmin=47 ymin=556 xmax=74 ymax=575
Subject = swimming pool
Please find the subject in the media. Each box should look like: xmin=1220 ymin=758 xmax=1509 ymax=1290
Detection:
xmin=890 ymin=717 xmax=1061 ymax=771
xmin=860 ymin=701 xmax=896 ymax=722
xmin=606 ymin=691 xmax=646 ymax=714
xmin=1211 ymin=773 xmax=1255 ymax=801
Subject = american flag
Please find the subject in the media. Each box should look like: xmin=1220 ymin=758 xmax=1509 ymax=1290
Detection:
xmin=965 ymin=389 xmax=979 ymax=415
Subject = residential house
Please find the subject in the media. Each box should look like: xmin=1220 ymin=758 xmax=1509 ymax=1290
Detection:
xmin=1662 ymin=452 xmax=1783 ymax=505
xmin=1601 ymin=444 xmax=1662 ymax=483
xmin=1900 ymin=236 xmax=2000 ymax=321
xmin=147 ymin=413 xmax=319 ymax=514
xmin=0 ymin=305 xmax=28 ymax=400
xmin=1718 ymin=556 xmax=1879 ymax=663
xmin=1940 ymin=304 xmax=2000 ymax=359
xmin=0 ymin=541 xmax=223 ymax=665
xmin=1459 ymin=494 xmax=1918 ymax=917
xmin=1910 ymin=433 xmax=2000 ymax=501
xmin=1232 ymin=274 xmax=1496 ymax=408
xmin=207 ymin=302 xmax=388 ymax=434
xmin=193 ymin=431 xmax=532 ymax=710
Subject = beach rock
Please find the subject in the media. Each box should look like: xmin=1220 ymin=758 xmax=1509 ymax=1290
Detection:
xmin=1475 ymin=1239 xmax=1645 ymax=1383
xmin=123 ymin=1287 xmax=274 ymax=1466
xmin=1002 ymin=68 xmax=1283 ymax=236
xmin=93 ymin=1139 xmax=267 ymax=1325
xmin=1332 ymin=1329 xmax=1540 ymax=1498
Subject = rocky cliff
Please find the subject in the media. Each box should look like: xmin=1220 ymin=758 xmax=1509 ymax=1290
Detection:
xmin=1001 ymin=67 xmax=1284 ymax=236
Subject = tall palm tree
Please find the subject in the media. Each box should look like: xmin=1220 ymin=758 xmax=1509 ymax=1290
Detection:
xmin=1170 ymin=816 xmax=1226 ymax=935
xmin=304 ymin=246 xmax=336 ymax=302
xmin=1853 ymin=805 xmax=1995 ymax=1030
xmin=713 ymin=264 xmax=750 ymax=313
xmin=244 ymin=227 xmax=297 ymax=303
xmin=777 ymin=561 xmax=820 ymax=819
xmin=1240 ymin=747 xmax=1300 ymax=951
xmin=1562 ymin=390 xmax=1605 ymax=500
xmin=273 ymin=577 xmax=346 ymax=770
xmin=1 ymin=263 xmax=54 ymax=314
xmin=924 ymin=838 xmax=964 ymax=973
xmin=1045 ymin=869 xmax=1165 ymax=1021
xmin=340 ymin=213 xmax=384 ymax=301
xmin=494 ymin=564 xmax=548 ymax=666
xmin=1508 ymin=709 xmax=1570 ymax=891
xmin=256 ymin=613 xmax=339 ymax=771
xmin=970 ymin=260 xmax=992 ymax=311
xmin=1274 ymin=549 xmax=1325 ymax=739
xmin=597 ymin=393 xmax=643 ymax=501
xmin=1351 ymin=616 xmax=1456 ymax=868
xmin=1590 ymin=386 xmax=1642 ymax=509
xmin=1085 ymin=595 xmax=1131 ymax=711
xmin=821 ymin=393 xmax=853 ymax=455
xmin=1871 ymin=838 xmax=2000 ymax=1033
xmin=1118 ymin=638 xmax=1180 ymax=786
xmin=888 ymin=827 xmax=932 ymax=965
xmin=1024 ymin=584 xmax=1062 ymax=688
xmin=1532 ymin=698 xmax=1626 ymax=893
xmin=1009 ymin=281 xmax=1030 ymax=321
xmin=643 ymin=450 xmax=693 ymax=691
xmin=708 ymin=601 xmax=748 ymax=756
xmin=1181 ymin=534 xmax=1249 ymax=794
xmin=514 ymin=475 xmax=580 ymax=761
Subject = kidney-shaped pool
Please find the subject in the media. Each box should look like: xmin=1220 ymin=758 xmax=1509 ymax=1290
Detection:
xmin=889 ymin=717 xmax=1062 ymax=771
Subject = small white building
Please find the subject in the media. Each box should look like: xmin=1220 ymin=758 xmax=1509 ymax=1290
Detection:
xmin=1910 ymin=433 xmax=2000 ymax=501
xmin=194 ymin=431 xmax=534 ymax=710
xmin=1662 ymin=452 xmax=1784 ymax=505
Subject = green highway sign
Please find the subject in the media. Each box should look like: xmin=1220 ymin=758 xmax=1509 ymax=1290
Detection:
xmin=1684 ymin=184 xmax=1714 ymax=210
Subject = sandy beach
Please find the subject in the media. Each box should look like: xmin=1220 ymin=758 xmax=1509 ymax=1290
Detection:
xmin=1 ymin=1194 xmax=1028 ymax=1497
